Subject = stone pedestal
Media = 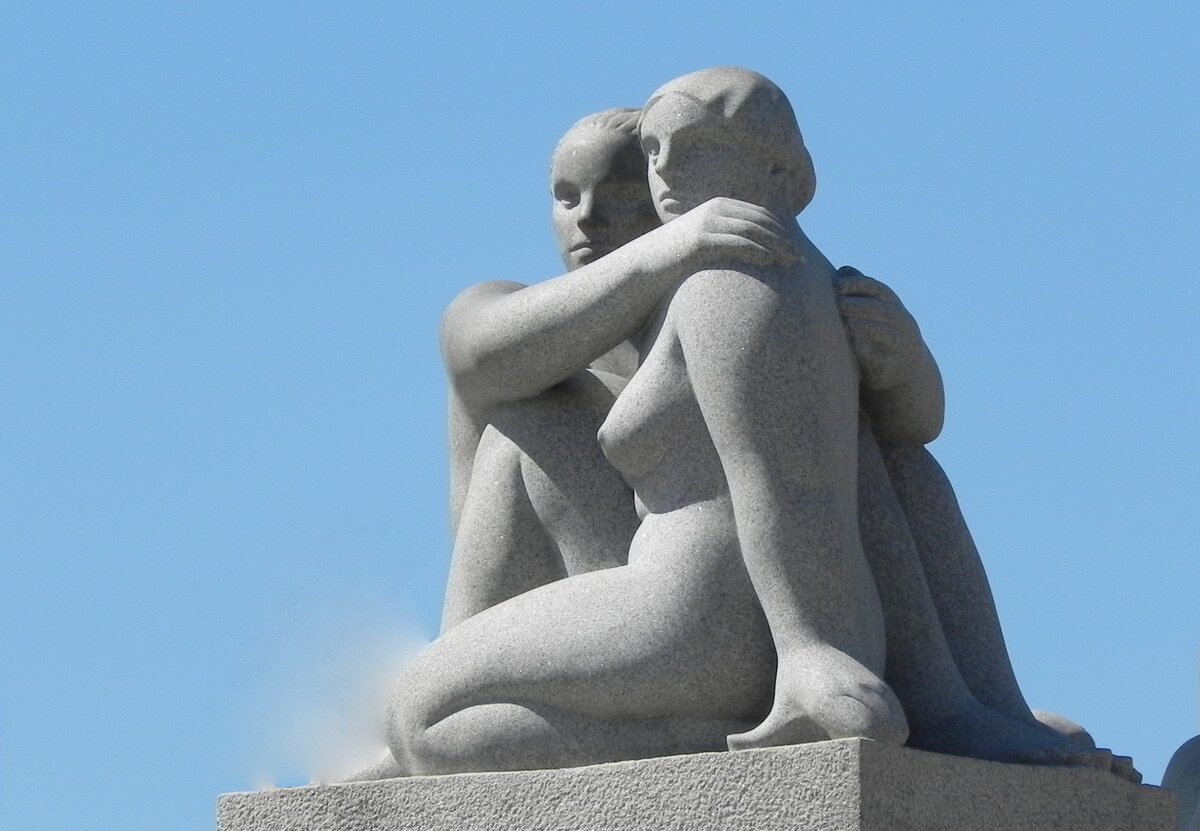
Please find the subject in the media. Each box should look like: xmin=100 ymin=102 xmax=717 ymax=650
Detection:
xmin=218 ymin=738 xmax=1173 ymax=831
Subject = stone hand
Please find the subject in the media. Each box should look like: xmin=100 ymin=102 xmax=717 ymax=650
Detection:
xmin=835 ymin=266 xmax=925 ymax=392
xmin=652 ymin=197 xmax=799 ymax=274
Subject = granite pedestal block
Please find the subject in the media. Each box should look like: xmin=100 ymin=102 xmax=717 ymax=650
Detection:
xmin=218 ymin=738 xmax=1172 ymax=831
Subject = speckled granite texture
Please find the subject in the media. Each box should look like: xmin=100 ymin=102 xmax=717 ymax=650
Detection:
xmin=1164 ymin=735 xmax=1200 ymax=830
xmin=217 ymin=738 xmax=1172 ymax=831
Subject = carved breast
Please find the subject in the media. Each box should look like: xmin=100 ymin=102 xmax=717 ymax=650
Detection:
xmin=597 ymin=306 xmax=726 ymax=514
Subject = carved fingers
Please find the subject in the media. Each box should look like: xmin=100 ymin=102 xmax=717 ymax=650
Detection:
xmin=676 ymin=197 xmax=800 ymax=269
xmin=835 ymin=266 xmax=921 ymax=391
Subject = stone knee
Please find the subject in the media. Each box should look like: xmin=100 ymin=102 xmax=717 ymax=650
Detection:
xmin=383 ymin=668 xmax=444 ymax=775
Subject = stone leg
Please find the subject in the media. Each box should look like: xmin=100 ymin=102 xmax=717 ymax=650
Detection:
xmin=389 ymin=547 xmax=774 ymax=775
xmin=440 ymin=424 xmax=566 ymax=631
xmin=881 ymin=446 xmax=1037 ymax=723
xmin=857 ymin=426 xmax=1105 ymax=767
xmin=441 ymin=372 xmax=639 ymax=631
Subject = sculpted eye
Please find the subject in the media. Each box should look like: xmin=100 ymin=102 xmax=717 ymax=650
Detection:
xmin=641 ymin=137 xmax=660 ymax=159
xmin=554 ymin=183 xmax=580 ymax=208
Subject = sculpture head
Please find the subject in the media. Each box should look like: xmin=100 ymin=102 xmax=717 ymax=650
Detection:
xmin=550 ymin=108 xmax=660 ymax=271
xmin=639 ymin=67 xmax=815 ymax=223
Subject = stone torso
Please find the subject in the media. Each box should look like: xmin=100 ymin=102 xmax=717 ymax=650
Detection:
xmin=598 ymin=298 xmax=730 ymax=522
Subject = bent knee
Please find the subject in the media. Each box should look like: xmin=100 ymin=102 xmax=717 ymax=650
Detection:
xmin=384 ymin=675 xmax=443 ymax=772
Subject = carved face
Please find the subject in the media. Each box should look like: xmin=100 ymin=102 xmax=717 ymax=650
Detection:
xmin=550 ymin=127 xmax=659 ymax=271
xmin=640 ymin=94 xmax=780 ymax=223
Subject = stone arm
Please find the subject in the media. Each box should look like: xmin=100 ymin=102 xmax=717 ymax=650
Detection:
xmin=442 ymin=199 xmax=795 ymax=534
xmin=835 ymin=267 xmax=944 ymax=446
xmin=441 ymin=232 xmax=686 ymax=535
xmin=440 ymin=260 xmax=674 ymax=409
xmin=440 ymin=198 xmax=797 ymax=408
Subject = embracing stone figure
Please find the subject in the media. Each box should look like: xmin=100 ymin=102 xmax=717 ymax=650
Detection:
xmin=368 ymin=68 xmax=1131 ymax=779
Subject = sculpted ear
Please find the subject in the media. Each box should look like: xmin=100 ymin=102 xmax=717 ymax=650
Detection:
xmin=785 ymin=145 xmax=815 ymax=215
xmin=765 ymin=148 xmax=815 ymax=216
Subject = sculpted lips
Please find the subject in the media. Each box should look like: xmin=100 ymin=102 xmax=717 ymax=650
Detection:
xmin=658 ymin=194 xmax=684 ymax=213
xmin=655 ymin=187 xmax=687 ymax=214
xmin=571 ymin=240 xmax=612 ymax=264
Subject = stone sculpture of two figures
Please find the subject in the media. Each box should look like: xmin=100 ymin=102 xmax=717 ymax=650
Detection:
xmin=360 ymin=67 xmax=1136 ymax=782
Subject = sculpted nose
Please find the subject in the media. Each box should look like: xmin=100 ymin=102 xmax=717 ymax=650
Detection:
xmin=578 ymin=192 xmax=604 ymax=228
xmin=650 ymin=141 xmax=673 ymax=179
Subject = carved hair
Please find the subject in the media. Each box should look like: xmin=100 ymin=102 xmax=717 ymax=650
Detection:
xmin=550 ymin=108 xmax=641 ymax=169
xmin=641 ymin=67 xmax=816 ymax=214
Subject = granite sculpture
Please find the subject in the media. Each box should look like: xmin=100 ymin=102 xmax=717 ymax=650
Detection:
xmin=366 ymin=67 xmax=1135 ymax=780
xmin=223 ymin=740 xmax=1171 ymax=831
xmin=1164 ymin=735 xmax=1200 ymax=830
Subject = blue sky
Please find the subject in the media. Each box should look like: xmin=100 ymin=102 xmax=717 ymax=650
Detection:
xmin=2 ymin=2 xmax=1197 ymax=828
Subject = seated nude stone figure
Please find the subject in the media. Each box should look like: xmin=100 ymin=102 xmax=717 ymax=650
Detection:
xmin=440 ymin=108 xmax=932 ymax=635
xmin=369 ymin=68 xmax=1131 ymax=779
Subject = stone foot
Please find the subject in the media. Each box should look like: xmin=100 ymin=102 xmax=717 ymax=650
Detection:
xmin=727 ymin=646 xmax=908 ymax=751
xmin=909 ymin=698 xmax=1136 ymax=780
